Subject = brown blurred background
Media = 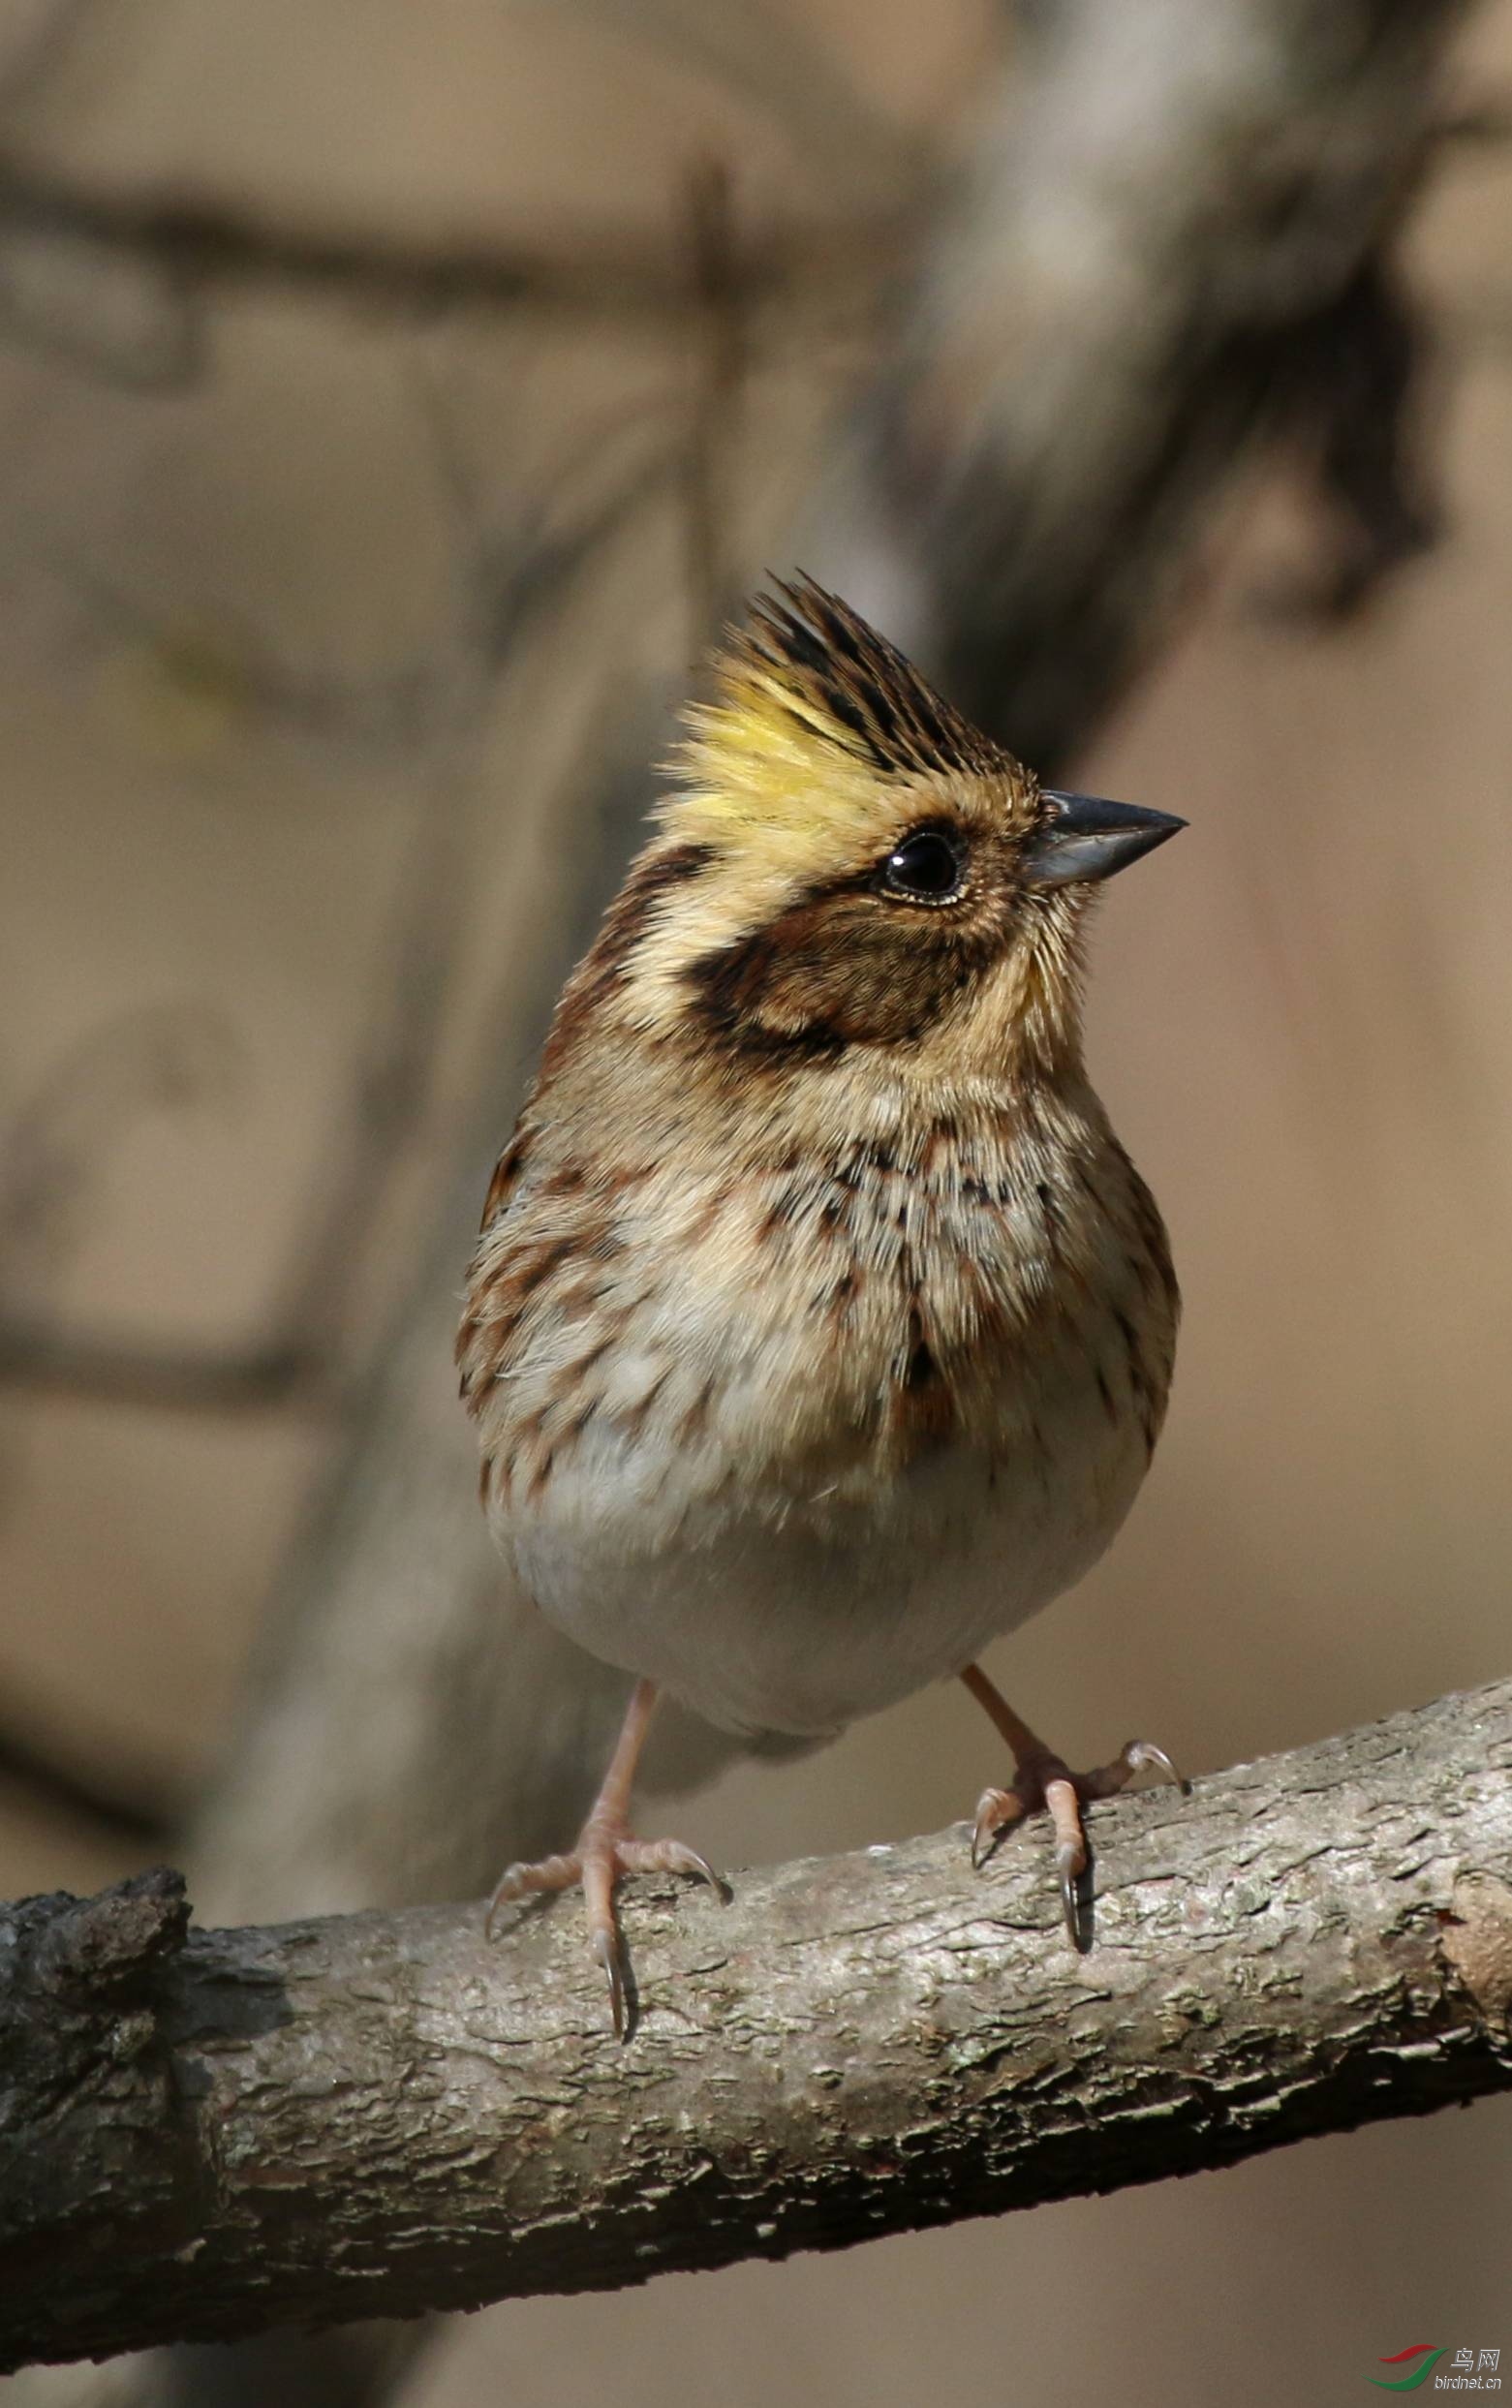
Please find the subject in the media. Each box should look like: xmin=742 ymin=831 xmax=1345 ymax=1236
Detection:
xmin=3 ymin=2 xmax=1511 ymax=2403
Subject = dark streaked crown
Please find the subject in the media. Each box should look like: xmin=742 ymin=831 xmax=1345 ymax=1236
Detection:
xmin=739 ymin=575 xmax=1004 ymax=780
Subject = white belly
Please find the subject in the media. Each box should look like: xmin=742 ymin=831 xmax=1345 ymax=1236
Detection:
xmin=503 ymin=1363 xmax=1148 ymax=1740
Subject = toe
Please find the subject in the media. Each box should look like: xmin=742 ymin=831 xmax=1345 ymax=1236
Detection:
xmin=971 ymin=1784 xmax=1025 ymax=1869
xmin=485 ymin=1849 xmax=582 ymax=1936
xmin=1075 ymin=1739 xmax=1190 ymax=1804
xmin=616 ymin=1837 xmax=729 ymax=1899
xmin=1043 ymin=1775 xmax=1090 ymax=1950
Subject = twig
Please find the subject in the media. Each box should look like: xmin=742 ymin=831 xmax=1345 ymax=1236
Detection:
xmin=0 ymin=158 xmax=881 ymax=324
xmin=4 ymin=1680 xmax=1511 ymax=2372
xmin=0 ymin=1323 xmax=323 ymax=1411
xmin=557 ymin=0 xmax=911 ymax=205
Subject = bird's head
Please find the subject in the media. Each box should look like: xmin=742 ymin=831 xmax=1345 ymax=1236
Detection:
xmin=564 ymin=577 xmax=1183 ymax=1092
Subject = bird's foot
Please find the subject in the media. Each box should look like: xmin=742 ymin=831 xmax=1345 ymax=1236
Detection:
xmin=486 ymin=1820 xmax=727 ymax=2038
xmin=971 ymin=1739 xmax=1188 ymax=1950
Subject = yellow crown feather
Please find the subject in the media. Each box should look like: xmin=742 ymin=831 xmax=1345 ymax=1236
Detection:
xmin=661 ymin=576 xmax=1007 ymax=874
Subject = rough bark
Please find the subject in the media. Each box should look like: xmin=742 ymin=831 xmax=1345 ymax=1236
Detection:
xmin=5 ymin=1680 xmax=1511 ymax=2374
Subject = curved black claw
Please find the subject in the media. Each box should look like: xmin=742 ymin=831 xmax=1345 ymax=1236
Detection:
xmin=595 ymin=1926 xmax=626 ymax=2042
xmin=971 ymin=1786 xmax=1021 ymax=1873
xmin=1054 ymin=1838 xmax=1093 ymax=1954
xmin=1122 ymin=1740 xmax=1191 ymax=1796
xmin=1057 ymin=1853 xmax=1079 ymax=1948
xmin=687 ymin=1850 xmax=732 ymax=1902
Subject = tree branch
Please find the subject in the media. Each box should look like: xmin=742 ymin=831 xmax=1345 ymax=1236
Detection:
xmin=5 ymin=1679 xmax=1510 ymax=2374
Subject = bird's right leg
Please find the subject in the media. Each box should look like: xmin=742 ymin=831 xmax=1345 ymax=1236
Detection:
xmin=485 ymin=1676 xmax=725 ymax=2036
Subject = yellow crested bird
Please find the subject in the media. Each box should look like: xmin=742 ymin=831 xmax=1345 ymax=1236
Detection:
xmin=458 ymin=576 xmax=1187 ymax=2031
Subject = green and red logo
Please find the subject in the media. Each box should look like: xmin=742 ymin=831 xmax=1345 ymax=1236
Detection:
xmin=1371 ymin=2348 xmax=1448 ymax=2392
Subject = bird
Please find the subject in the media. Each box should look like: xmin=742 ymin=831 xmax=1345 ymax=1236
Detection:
xmin=457 ymin=574 xmax=1187 ymax=2033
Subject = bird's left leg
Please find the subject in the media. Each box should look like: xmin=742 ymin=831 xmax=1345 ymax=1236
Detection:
xmin=960 ymin=1660 xmax=1188 ymax=1948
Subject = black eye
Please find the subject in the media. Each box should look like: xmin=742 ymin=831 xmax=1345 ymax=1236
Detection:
xmin=879 ymin=826 xmax=967 ymax=904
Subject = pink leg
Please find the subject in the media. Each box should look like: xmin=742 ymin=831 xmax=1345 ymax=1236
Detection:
xmin=486 ymin=1679 xmax=725 ymax=2035
xmin=960 ymin=1661 xmax=1188 ymax=1949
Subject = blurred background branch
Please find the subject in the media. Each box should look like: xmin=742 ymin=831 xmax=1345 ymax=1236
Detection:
xmin=0 ymin=154 xmax=890 ymax=330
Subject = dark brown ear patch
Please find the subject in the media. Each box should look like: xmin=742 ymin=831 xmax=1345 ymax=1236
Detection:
xmin=688 ymin=880 xmax=1007 ymax=1057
